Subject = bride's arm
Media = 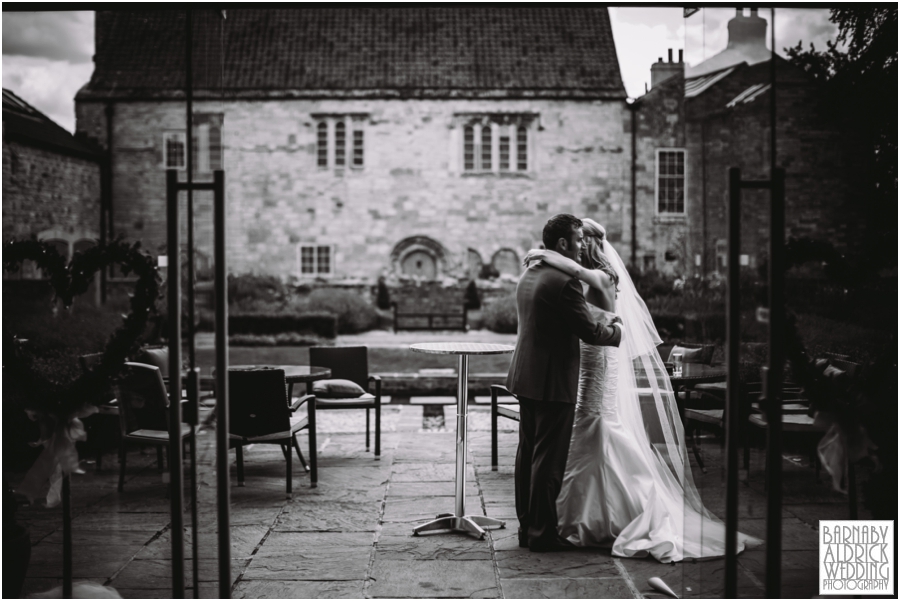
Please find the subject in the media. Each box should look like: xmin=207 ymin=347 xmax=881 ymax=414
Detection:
xmin=523 ymin=249 xmax=611 ymax=290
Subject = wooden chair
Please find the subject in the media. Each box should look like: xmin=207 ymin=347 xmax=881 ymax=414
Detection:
xmin=228 ymin=368 xmax=312 ymax=498
xmin=490 ymin=384 xmax=520 ymax=470
xmin=115 ymin=362 xmax=193 ymax=492
xmin=307 ymin=347 xmax=382 ymax=482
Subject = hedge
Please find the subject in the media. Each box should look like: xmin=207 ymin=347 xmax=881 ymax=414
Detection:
xmin=229 ymin=312 xmax=337 ymax=338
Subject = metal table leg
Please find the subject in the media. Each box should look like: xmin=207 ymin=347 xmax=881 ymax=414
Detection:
xmin=413 ymin=353 xmax=505 ymax=539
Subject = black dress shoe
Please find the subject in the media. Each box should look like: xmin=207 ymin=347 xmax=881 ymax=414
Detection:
xmin=529 ymin=537 xmax=576 ymax=553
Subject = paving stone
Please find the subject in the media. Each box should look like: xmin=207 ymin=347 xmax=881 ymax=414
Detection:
xmin=43 ymin=528 xmax=154 ymax=548
xmin=388 ymin=481 xmax=457 ymax=496
xmin=382 ymin=495 xmax=483 ymax=523
xmin=134 ymin=525 xmax=269 ymax=559
xmin=369 ymin=558 xmax=498 ymax=598
xmin=391 ymin=463 xmax=475 ymax=482
xmin=737 ymin=517 xmax=818 ymax=551
xmin=274 ymin=501 xmax=380 ymax=532
xmin=26 ymin=543 xmax=134 ymax=578
xmin=20 ymin=577 xmax=63 ymax=597
xmin=233 ymin=579 xmax=365 ymax=599
xmin=244 ymin=532 xmax=372 ymax=580
xmin=72 ymin=511 xmax=170 ymax=532
xmin=110 ymin=558 xmax=248 ymax=588
xmin=377 ymin=534 xmax=493 ymax=560
xmin=500 ymin=577 xmax=633 ymax=599
xmin=495 ymin=548 xmax=621 ymax=579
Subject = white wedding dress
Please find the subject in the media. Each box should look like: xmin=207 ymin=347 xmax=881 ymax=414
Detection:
xmin=556 ymin=261 xmax=762 ymax=563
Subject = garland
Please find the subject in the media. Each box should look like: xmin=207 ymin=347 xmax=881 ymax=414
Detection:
xmin=3 ymin=237 xmax=161 ymax=418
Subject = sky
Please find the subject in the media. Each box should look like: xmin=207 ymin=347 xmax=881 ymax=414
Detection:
xmin=2 ymin=8 xmax=839 ymax=133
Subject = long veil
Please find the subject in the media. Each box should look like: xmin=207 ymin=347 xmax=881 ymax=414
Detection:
xmin=603 ymin=239 xmax=755 ymax=560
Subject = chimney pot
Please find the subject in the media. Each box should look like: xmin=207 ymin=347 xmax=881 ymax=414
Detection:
xmin=735 ymin=8 xmax=741 ymax=16
xmin=679 ymin=49 xmax=683 ymax=63
xmin=668 ymin=48 xmax=673 ymax=62
xmin=750 ymin=8 xmax=758 ymax=16
xmin=658 ymin=57 xmax=663 ymax=63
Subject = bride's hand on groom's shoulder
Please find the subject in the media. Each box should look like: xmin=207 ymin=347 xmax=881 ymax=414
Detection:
xmin=523 ymin=249 xmax=546 ymax=266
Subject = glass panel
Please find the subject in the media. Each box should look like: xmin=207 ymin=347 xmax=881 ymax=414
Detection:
xmin=317 ymin=122 xmax=328 ymax=167
xmin=166 ymin=134 xmax=185 ymax=168
xmin=352 ymin=129 xmax=364 ymax=167
xmin=481 ymin=124 xmax=492 ymax=171
xmin=316 ymin=246 xmax=331 ymax=274
xmin=335 ymin=121 xmax=346 ymax=167
xmin=499 ymin=127 xmax=510 ymax=171
xmin=300 ymin=246 xmax=315 ymax=274
xmin=516 ymin=126 xmax=528 ymax=171
xmin=463 ymin=126 xmax=475 ymax=171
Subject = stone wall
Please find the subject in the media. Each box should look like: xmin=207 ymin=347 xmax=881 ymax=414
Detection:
xmin=2 ymin=139 xmax=101 ymax=242
xmin=77 ymin=97 xmax=630 ymax=283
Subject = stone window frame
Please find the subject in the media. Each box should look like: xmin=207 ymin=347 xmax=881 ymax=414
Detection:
xmin=297 ymin=243 xmax=334 ymax=278
xmin=162 ymin=113 xmax=224 ymax=173
xmin=655 ymin=148 xmax=687 ymax=216
xmin=454 ymin=113 xmax=537 ymax=176
xmin=313 ymin=113 xmax=368 ymax=171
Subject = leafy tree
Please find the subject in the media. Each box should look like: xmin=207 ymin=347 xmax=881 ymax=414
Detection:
xmin=786 ymin=7 xmax=897 ymax=268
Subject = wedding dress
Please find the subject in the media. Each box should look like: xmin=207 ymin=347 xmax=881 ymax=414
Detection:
xmin=555 ymin=241 xmax=762 ymax=563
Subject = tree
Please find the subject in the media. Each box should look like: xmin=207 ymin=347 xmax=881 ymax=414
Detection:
xmin=786 ymin=7 xmax=897 ymax=268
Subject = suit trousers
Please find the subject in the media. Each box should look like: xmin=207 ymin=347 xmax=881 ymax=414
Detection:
xmin=515 ymin=396 xmax=575 ymax=547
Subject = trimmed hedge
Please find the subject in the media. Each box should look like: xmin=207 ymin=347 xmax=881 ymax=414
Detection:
xmin=483 ymin=293 xmax=518 ymax=334
xmin=229 ymin=312 xmax=337 ymax=338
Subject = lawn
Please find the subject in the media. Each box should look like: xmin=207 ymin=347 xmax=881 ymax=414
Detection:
xmin=195 ymin=346 xmax=513 ymax=374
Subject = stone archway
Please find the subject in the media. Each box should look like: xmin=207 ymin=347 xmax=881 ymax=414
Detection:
xmin=491 ymin=248 xmax=521 ymax=277
xmin=390 ymin=236 xmax=447 ymax=280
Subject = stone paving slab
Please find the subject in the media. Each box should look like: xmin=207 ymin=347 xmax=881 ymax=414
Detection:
xmin=500 ymin=577 xmax=634 ymax=599
xmin=377 ymin=534 xmax=494 ymax=561
xmin=233 ymin=579 xmax=366 ymax=599
xmin=495 ymin=548 xmax=622 ymax=580
xmin=275 ymin=501 xmax=381 ymax=532
xmin=382 ymin=495 xmax=483 ymax=523
xmin=134 ymin=525 xmax=269 ymax=560
xmin=243 ymin=532 xmax=373 ymax=580
xmin=391 ymin=462 xmax=476 ymax=482
xmin=368 ymin=558 xmax=499 ymax=598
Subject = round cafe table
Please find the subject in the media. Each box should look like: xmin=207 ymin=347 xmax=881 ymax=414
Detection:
xmin=409 ymin=342 xmax=515 ymax=539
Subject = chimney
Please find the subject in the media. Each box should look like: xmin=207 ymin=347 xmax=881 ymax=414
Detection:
xmin=725 ymin=7 xmax=767 ymax=52
xmin=650 ymin=48 xmax=684 ymax=89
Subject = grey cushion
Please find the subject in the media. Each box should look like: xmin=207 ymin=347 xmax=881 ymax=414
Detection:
xmin=312 ymin=378 xmax=367 ymax=399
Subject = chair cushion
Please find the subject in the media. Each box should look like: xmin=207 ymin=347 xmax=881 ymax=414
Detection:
xmin=135 ymin=346 xmax=170 ymax=376
xmin=315 ymin=394 xmax=376 ymax=407
xmin=312 ymin=378 xmax=367 ymax=399
xmin=668 ymin=345 xmax=713 ymax=365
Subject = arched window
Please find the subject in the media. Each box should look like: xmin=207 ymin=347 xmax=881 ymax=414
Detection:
xmin=491 ymin=248 xmax=521 ymax=277
xmin=334 ymin=121 xmax=346 ymax=167
xmin=391 ymin=236 xmax=447 ymax=281
xmin=317 ymin=121 xmax=328 ymax=168
xmin=466 ymin=249 xmax=484 ymax=279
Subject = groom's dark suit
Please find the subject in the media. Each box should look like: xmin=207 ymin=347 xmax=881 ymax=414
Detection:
xmin=507 ymin=262 xmax=622 ymax=550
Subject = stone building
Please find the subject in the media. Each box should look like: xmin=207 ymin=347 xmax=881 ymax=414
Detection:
xmin=75 ymin=8 xmax=631 ymax=284
xmin=631 ymin=9 xmax=860 ymax=277
xmin=3 ymin=88 xmax=103 ymax=267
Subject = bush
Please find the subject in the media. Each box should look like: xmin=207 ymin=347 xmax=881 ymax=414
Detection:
xmin=230 ymin=332 xmax=331 ymax=347
xmin=228 ymin=273 xmax=287 ymax=312
xmin=229 ymin=312 xmax=337 ymax=338
xmin=482 ymin=294 xmax=518 ymax=333
xmin=304 ymin=288 xmax=379 ymax=334
xmin=376 ymin=277 xmax=392 ymax=310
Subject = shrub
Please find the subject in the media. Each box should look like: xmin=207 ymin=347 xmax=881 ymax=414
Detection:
xmin=464 ymin=280 xmax=482 ymax=310
xmin=229 ymin=312 xmax=337 ymax=338
xmin=227 ymin=273 xmax=287 ymax=312
xmin=375 ymin=277 xmax=392 ymax=310
xmin=482 ymin=293 xmax=518 ymax=333
xmin=229 ymin=332 xmax=331 ymax=347
xmin=304 ymin=288 xmax=379 ymax=334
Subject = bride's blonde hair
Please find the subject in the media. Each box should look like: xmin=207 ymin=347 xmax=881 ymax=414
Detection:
xmin=581 ymin=218 xmax=619 ymax=294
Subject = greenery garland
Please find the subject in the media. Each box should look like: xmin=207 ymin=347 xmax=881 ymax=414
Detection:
xmin=3 ymin=237 xmax=161 ymax=419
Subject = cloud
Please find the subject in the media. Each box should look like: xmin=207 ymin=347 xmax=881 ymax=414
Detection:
xmin=609 ymin=7 xmax=685 ymax=98
xmin=2 ymin=55 xmax=93 ymax=132
xmin=2 ymin=11 xmax=94 ymax=62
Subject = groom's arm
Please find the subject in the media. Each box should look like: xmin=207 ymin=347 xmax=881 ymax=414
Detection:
xmin=559 ymin=278 xmax=622 ymax=347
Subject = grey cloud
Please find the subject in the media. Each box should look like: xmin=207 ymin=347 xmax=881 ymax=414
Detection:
xmin=2 ymin=11 xmax=93 ymax=63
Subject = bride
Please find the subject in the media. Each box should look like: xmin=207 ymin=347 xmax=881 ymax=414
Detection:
xmin=523 ymin=218 xmax=761 ymax=563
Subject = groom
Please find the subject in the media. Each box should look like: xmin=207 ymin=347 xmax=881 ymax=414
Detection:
xmin=507 ymin=213 xmax=623 ymax=552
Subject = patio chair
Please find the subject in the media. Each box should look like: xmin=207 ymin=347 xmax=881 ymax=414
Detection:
xmin=115 ymin=362 xmax=193 ymax=492
xmin=228 ymin=368 xmax=313 ymax=498
xmin=307 ymin=346 xmax=382 ymax=474
xmin=490 ymin=384 xmax=520 ymax=470
xmin=78 ymin=353 xmax=120 ymax=470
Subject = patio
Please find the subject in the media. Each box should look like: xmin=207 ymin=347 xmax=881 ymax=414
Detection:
xmin=12 ymin=399 xmax=865 ymax=599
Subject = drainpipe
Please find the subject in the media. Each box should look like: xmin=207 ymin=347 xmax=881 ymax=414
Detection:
xmin=627 ymin=99 xmax=639 ymax=270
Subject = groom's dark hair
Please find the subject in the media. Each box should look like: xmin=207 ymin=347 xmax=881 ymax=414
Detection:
xmin=543 ymin=214 xmax=582 ymax=250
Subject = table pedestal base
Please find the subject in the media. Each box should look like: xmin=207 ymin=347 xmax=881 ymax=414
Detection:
xmin=413 ymin=513 xmax=505 ymax=539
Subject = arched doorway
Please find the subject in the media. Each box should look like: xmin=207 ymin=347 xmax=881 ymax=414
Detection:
xmin=491 ymin=248 xmax=521 ymax=277
xmin=401 ymin=250 xmax=437 ymax=280
xmin=391 ymin=236 xmax=447 ymax=280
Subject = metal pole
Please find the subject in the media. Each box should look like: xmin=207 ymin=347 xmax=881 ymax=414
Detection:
xmin=166 ymin=169 xmax=186 ymax=598
xmin=184 ymin=10 xmax=200 ymax=597
xmin=213 ymin=169 xmax=231 ymax=598
xmin=630 ymin=101 xmax=638 ymax=269
xmin=455 ymin=354 xmax=469 ymax=519
xmin=725 ymin=167 xmax=741 ymax=598
xmin=766 ymin=168 xmax=785 ymax=598
xmin=62 ymin=474 xmax=72 ymax=599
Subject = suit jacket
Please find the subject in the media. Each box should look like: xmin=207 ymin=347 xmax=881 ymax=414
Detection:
xmin=506 ymin=262 xmax=622 ymax=404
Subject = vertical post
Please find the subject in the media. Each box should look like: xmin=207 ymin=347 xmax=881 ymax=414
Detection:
xmin=725 ymin=167 xmax=741 ymax=598
xmin=62 ymin=474 xmax=72 ymax=599
xmin=629 ymin=101 xmax=638 ymax=269
xmin=213 ymin=169 xmax=231 ymax=599
xmin=166 ymin=169 xmax=186 ymax=598
xmin=766 ymin=168 xmax=785 ymax=598
xmin=455 ymin=354 xmax=469 ymax=518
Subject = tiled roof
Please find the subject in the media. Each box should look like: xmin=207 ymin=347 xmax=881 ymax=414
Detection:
xmin=726 ymin=83 xmax=771 ymax=108
xmin=684 ymin=66 xmax=737 ymax=98
xmin=3 ymin=89 xmax=99 ymax=159
xmin=78 ymin=8 xmax=626 ymax=100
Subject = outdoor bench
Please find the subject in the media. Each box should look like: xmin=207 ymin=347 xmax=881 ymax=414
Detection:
xmin=490 ymin=384 xmax=519 ymax=470
xmin=392 ymin=299 xmax=467 ymax=331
